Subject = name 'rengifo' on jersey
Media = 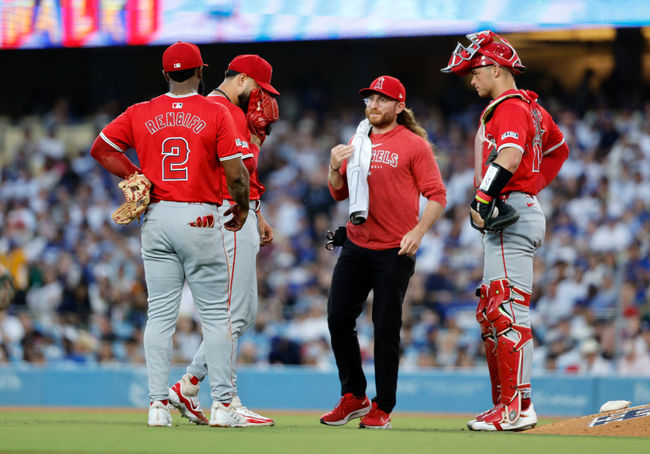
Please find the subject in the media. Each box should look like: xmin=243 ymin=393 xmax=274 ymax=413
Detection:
xmin=100 ymin=92 xmax=244 ymax=205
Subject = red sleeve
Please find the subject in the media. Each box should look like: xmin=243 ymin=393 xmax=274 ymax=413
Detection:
xmin=93 ymin=107 xmax=140 ymax=178
xmin=100 ymin=107 xmax=135 ymax=152
xmin=215 ymin=106 xmax=245 ymax=161
xmin=534 ymin=114 xmax=569 ymax=192
xmin=412 ymin=142 xmax=447 ymax=208
xmin=90 ymin=136 xmax=140 ymax=178
xmin=328 ymin=160 xmax=349 ymax=201
xmin=491 ymin=103 xmax=529 ymax=154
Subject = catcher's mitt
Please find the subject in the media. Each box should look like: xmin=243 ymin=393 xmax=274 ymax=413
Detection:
xmin=246 ymin=88 xmax=279 ymax=144
xmin=470 ymin=198 xmax=520 ymax=232
xmin=112 ymin=173 xmax=152 ymax=225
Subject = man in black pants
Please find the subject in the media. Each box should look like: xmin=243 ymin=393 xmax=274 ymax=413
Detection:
xmin=321 ymin=76 xmax=447 ymax=429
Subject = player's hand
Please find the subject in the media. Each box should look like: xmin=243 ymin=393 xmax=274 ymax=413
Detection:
xmin=258 ymin=212 xmax=274 ymax=246
xmin=469 ymin=200 xmax=487 ymax=230
xmin=224 ymin=204 xmax=248 ymax=232
xmin=398 ymin=229 xmax=423 ymax=257
xmin=330 ymin=144 xmax=354 ymax=171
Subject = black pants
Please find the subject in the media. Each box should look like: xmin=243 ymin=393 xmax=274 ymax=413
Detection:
xmin=327 ymin=240 xmax=415 ymax=414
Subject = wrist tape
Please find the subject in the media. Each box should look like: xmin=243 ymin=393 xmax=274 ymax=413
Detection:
xmin=477 ymin=163 xmax=514 ymax=202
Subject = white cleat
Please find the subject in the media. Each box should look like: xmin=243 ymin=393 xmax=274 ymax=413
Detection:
xmin=467 ymin=404 xmax=502 ymax=430
xmin=148 ymin=401 xmax=173 ymax=427
xmin=168 ymin=374 xmax=209 ymax=425
xmin=231 ymin=396 xmax=275 ymax=427
xmin=471 ymin=403 xmax=538 ymax=431
xmin=209 ymin=401 xmax=248 ymax=428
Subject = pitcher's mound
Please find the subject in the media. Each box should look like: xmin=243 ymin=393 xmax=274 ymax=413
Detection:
xmin=527 ymin=403 xmax=650 ymax=437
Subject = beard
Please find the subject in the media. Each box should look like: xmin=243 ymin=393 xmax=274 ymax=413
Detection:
xmin=238 ymin=90 xmax=251 ymax=112
xmin=366 ymin=108 xmax=396 ymax=128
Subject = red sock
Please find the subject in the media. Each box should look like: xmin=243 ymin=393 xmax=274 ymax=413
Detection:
xmin=152 ymin=399 xmax=169 ymax=406
xmin=223 ymin=402 xmax=230 ymax=408
xmin=189 ymin=375 xmax=199 ymax=385
xmin=522 ymin=397 xmax=531 ymax=411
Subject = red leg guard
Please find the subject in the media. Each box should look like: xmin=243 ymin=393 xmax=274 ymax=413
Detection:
xmin=483 ymin=279 xmax=533 ymax=424
xmin=476 ymin=285 xmax=500 ymax=407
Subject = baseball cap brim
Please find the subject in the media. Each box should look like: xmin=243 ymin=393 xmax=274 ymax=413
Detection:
xmin=256 ymin=80 xmax=280 ymax=96
xmin=358 ymin=88 xmax=399 ymax=101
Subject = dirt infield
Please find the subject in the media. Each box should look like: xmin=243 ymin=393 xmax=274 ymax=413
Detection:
xmin=527 ymin=403 xmax=650 ymax=437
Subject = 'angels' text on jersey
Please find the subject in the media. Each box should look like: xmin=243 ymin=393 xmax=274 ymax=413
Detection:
xmin=371 ymin=149 xmax=399 ymax=168
xmin=144 ymin=112 xmax=207 ymax=135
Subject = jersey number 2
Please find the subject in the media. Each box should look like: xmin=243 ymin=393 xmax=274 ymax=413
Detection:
xmin=162 ymin=137 xmax=190 ymax=181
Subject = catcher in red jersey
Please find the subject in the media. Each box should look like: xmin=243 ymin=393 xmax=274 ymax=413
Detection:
xmin=442 ymin=30 xmax=569 ymax=431
xmin=321 ymin=76 xmax=447 ymax=429
xmin=90 ymin=41 xmax=251 ymax=428
xmin=168 ymin=55 xmax=279 ymax=427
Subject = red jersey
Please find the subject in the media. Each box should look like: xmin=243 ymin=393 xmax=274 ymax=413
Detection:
xmin=329 ymin=125 xmax=447 ymax=250
xmin=479 ymin=89 xmax=567 ymax=194
xmin=206 ymin=93 xmax=265 ymax=201
xmin=100 ymin=93 xmax=243 ymax=204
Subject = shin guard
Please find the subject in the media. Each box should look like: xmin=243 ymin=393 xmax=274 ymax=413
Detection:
xmin=485 ymin=279 xmax=532 ymax=424
xmin=476 ymin=285 xmax=500 ymax=406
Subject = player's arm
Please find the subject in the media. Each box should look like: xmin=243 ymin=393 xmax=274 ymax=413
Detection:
xmin=90 ymin=136 xmax=141 ymax=178
xmin=216 ymin=105 xmax=251 ymax=230
xmin=399 ymin=200 xmax=444 ymax=257
xmin=491 ymin=146 xmax=522 ymax=174
xmin=474 ymin=127 xmax=484 ymax=188
xmin=221 ymin=157 xmax=250 ymax=231
xmin=534 ymin=115 xmax=569 ymax=192
xmin=399 ymin=145 xmax=447 ymax=256
xmin=91 ymin=108 xmax=140 ymax=178
xmin=257 ymin=210 xmax=274 ymax=246
xmin=327 ymin=144 xmax=353 ymax=200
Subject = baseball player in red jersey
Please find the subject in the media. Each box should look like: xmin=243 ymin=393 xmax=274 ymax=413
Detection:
xmin=321 ymin=76 xmax=447 ymax=429
xmin=442 ymin=31 xmax=569 ymax=431
xmin=90 ymin=42 xmax=252 ymax=428
xmin=168 ymin=55 xmax=278 ymax=427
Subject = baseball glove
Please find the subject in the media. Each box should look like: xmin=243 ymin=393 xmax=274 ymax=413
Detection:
xmin=112 ymin=172 xmax=152 ymax=225
xmin=246 ymin=88 xmax=279 ymax=144
xmin=470 ymin=198 xmax=520 ymax=232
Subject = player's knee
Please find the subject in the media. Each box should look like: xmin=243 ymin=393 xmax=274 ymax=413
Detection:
xmin=327 ymin=314 xmax=357 ymax=333
xmin=485 ymin=278 xmax=514 ymax=334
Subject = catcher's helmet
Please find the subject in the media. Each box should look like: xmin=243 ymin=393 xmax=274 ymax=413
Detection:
xmin=441 ymin=30 xmax=526 ymax=76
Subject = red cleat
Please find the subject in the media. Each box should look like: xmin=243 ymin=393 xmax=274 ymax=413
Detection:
xmin=359 ymin=402 xmax=391 ymax=429
xmin=320 ymin=393 xmax=371 ymax=426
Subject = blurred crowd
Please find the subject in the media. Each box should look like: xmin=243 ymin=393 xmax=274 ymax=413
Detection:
xmin=1 ymin=83 xmax=650 ymax=377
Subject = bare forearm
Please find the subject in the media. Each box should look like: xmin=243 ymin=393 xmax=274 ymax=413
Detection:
xmin=227 ymin=176 xmax=250 ymax=211
xmin=328 ymin=166 xmax=345 ymax=189
xmin=414 ymin=200 xmax=444 ymax=235
xmin=493 ymin=147 xmax=522 ymax=173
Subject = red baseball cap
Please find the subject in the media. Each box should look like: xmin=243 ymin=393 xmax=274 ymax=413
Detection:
xmin=228 ymin=54 xmax=280 ymax=96
xmin=359 ymin=75 xmax=405 ymax=102
xmin=162 ymin=41 xmax=207 ymax=72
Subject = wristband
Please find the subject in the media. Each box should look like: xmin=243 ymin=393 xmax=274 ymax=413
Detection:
xmin=329 ymin=161 xmax=340 ymax=171
xmin=478 ymin=163 xmax=513 ymax=199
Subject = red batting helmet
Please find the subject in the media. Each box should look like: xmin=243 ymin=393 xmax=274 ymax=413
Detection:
xmin=440 ymin=30 xmax=526 ymax=76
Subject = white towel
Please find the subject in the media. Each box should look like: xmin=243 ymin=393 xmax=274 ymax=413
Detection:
xmin=347 ymin=119 xmax=372 ymax=225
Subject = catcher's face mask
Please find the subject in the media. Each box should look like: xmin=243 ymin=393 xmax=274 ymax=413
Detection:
xmin=441 ymin=30 xmax=526 ymax=76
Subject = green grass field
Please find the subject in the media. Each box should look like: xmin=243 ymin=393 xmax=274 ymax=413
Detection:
xmin=0 ymin=410 xmax=647 ymax=454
